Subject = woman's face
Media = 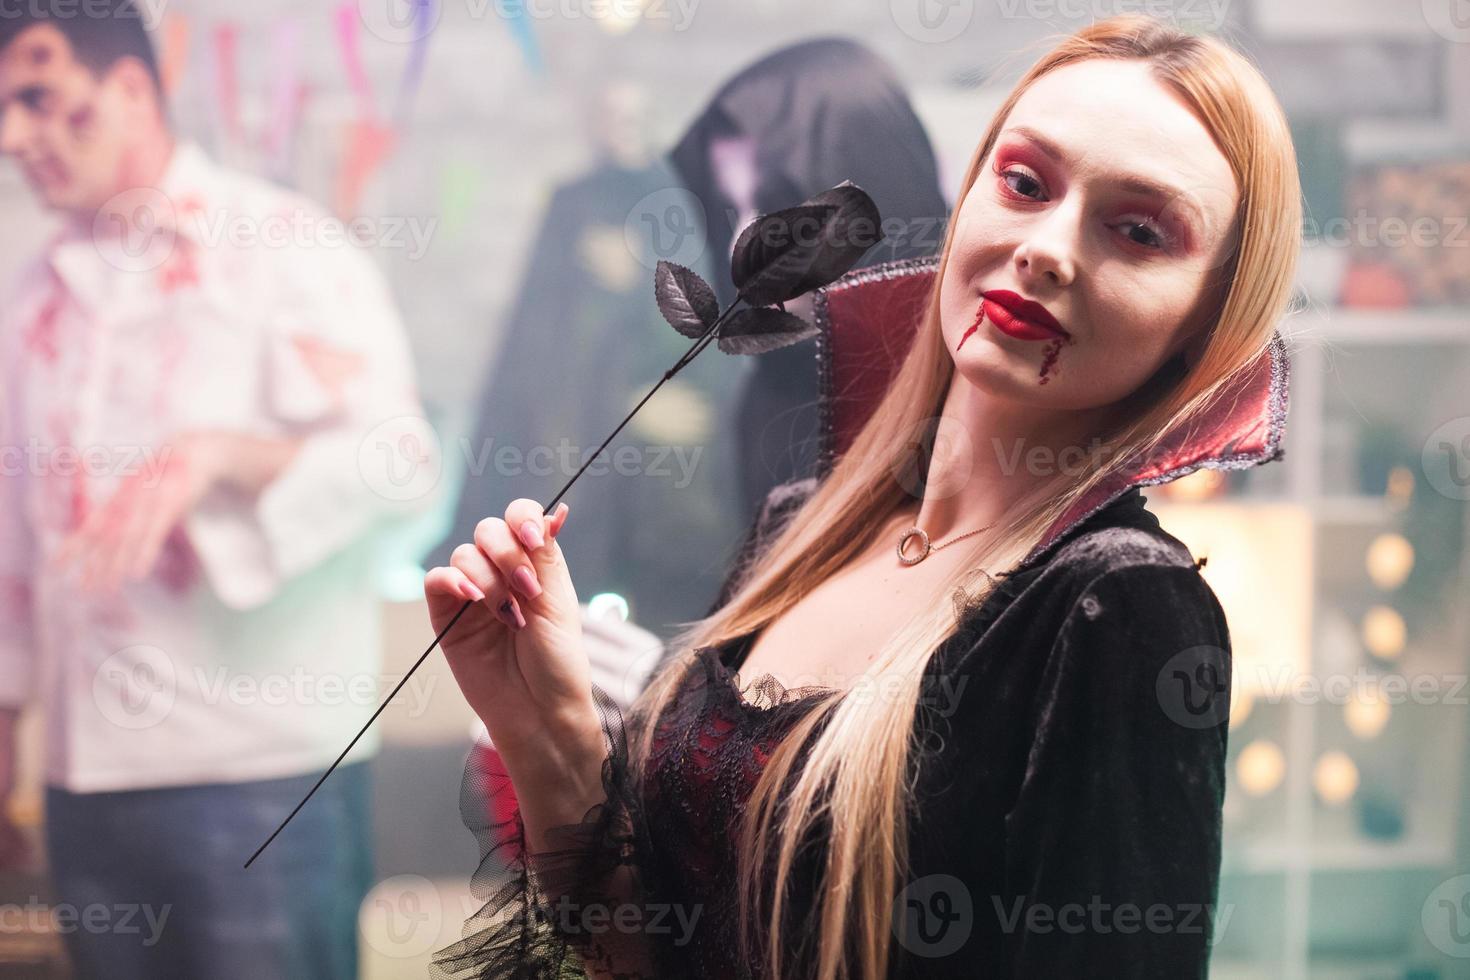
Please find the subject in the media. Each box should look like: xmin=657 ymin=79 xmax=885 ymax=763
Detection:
xmin=939 ymin=59 xmax=1242 ymax=411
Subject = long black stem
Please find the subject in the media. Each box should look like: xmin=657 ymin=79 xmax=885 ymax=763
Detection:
xmin=245 ymin=302 xmax=741 ymax=867
xmin=243 ymin=598 xmax=474 ymax=868
xmin=540 ymin=302 xmax=738 ymax=515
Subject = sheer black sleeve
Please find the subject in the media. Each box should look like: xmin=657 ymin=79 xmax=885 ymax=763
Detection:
xmin=1001 ymin=562 xmax=1233 ymax=978
xmin=429 ymin=683 xmax=659 ymax=979
xmin=432 ymin=477 xmax=818 ymax=978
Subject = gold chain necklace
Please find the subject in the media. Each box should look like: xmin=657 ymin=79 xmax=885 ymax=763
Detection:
xmin=896 ymin=519 xmax=999 ymax=566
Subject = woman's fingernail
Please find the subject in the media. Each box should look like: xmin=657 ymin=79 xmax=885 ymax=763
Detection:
xmin=497 ymin=599 xmax=521 ymax=629
xmin=518 ymin=519 xmax=545 ymax=551
xmin=462 ymin=581 xmax=485 ymax=602
xmin=550 ymin=502 xmax=569 ymax=538
xmin=512 ymin=565 xmax=542 ymax=599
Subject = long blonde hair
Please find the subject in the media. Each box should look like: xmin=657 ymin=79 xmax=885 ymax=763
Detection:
xmin=626 ymin=15 xmax=1301 ymax=980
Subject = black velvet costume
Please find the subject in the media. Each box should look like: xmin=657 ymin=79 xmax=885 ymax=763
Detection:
xmin=430 ymin=471 xmax=1250 ymax=979
xmin=428 ymin=237 xmax=1291 ymax=978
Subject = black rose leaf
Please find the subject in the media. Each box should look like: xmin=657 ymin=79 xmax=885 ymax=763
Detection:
xmin=654 ymin=260 xmax=720 ymax=339
xmin=716 ymin=307 xmax=818 ymax=355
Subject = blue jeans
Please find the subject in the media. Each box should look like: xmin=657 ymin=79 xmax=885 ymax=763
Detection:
xmin=44 ymin=762 xmax=373 ymax=980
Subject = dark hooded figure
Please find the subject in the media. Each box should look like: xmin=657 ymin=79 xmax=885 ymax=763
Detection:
xmin=669 ymin=36 xmax=951 ymax=530
xmin=425 ymin=83 xmax=751 ymax=640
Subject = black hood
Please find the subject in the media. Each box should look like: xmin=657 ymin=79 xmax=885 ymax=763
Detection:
xmin=668 ymin=36 xmax=950 ymax=306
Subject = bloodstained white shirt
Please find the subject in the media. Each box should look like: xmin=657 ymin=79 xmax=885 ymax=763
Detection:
xmin=0 ymin=142 xmax=441 ymax=792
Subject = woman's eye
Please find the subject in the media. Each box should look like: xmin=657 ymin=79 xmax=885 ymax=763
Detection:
xmin=1118 ymin=218 xmax=1169 ymax=251
xmin=994 ymin=166 xmax=1175 ymax=252
xmin=999 ymin=168 xmax=1044 ymax=200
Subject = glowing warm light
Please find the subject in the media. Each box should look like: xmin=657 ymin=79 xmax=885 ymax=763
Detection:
xmin=1361 ymin=605 xmax=1406 ymax=659
xmin=1229 ymin=683 xmax=1254 ymax=729
xmin=1237 ymin=739 xmax=1285 ymax=796
xmin=579 ymin=225 xmax=641 ymax=291
xmin=1160 ymin=468 xmax=1226 ymax=501
xmin=1385 ymin=465 xmax=1414 ymax=511
xmin=1313 ymin=751 xmax=1359 ymax=806
xmin=587 ymin=592 xmax=631 ymax=623
xmin=593 ymin=0 xmax=647 ymax=33
xmin=1365 ymin=533 xmax=1414 ymax=590
xmin=1148 ymin=502 xmax=1313 ymax=697
xmin=629 ymin=378 xmax=710 ymax=444
xmin=1344 ymin=687 xmax=1391 ymax=739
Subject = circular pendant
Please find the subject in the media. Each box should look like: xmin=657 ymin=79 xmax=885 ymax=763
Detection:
xmin=897 ymin=527 xmax=931 ymax=566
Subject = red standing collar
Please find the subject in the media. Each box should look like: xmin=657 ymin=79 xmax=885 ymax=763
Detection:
xmin=811 ymin=256 xmax=1289 ymax=565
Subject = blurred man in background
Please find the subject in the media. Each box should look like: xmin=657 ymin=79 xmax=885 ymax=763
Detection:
xmin=0 ymin=3 xmax=437 ymax=977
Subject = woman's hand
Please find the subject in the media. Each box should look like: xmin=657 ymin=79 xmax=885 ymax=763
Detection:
xmin=425 ymin=499 xmax=598 ymax=758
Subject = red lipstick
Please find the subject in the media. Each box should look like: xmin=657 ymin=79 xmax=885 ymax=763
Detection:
xmin=977 ymin=290 xmax=1069 ymax=342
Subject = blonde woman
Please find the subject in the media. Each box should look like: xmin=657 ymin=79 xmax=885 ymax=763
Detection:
xmin=426 ymin=14 xmax=1299 ymax=980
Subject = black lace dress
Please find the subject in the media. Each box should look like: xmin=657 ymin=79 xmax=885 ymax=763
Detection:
xmin=430 ymin=478 xmax=1233 ymax=980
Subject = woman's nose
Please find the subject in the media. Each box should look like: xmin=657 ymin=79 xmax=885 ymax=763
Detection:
xmin=1013 ymin=201 xmax=1081 ymax=287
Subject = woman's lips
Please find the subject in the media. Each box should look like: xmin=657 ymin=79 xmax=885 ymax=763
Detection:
xmin=983 ymin=298 xmax=1057 ymax=341
xmin=959 ymin=290 xmax=1069 ymax=346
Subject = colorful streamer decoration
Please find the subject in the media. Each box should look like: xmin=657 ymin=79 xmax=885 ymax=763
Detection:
xmin=334 ymin=119 xmax=396 ymax=218
xmin=210 ymin=21 xmax=241 ymax=144
xmin=159 ymin=13 xmax=190 ymax=99
xmin=159 ymin=1 xmax=546 ymax=215
xmin=499 ymin=0 xmax=546 ymax=76
xmin=334 ymin=1 xmax=377 ymax=121
xmin=263 ymin=17 xmax=307 ymax=180
xmin=438 ymin=160 xmax=480 ymax=239
xmin=392 ymin=0 xmax=439 ymax=129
